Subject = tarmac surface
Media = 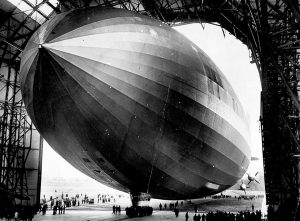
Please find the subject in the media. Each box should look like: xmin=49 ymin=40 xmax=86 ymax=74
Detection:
xmin=33 ymin=210 xmax=192 ymax=221
xmin=32 ymin=192 xmax=265 ymax=220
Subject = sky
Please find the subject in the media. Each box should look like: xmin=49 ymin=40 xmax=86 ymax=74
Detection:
xmin=41 ymin=23 xmax=263 ymax=196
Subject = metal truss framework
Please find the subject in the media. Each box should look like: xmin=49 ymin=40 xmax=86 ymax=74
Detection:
xmin=0 ymin=2 xmax=42 ymax=215
xmin=1 ymin=0 xmax=300 ymax=219
xmin=0 ymin=64 xmax=37 ymax=208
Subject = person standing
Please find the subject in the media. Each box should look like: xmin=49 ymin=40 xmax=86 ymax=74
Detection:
xmin=174 ymin=208 xmax=179 ymax=218
xmin=185 ymin=211 xmax=189 ymax=221
xmin=193 ymin=214 xmax=197 ymax=221
xmin=53 ymin=205 xmax=57 ymax=215
xmin=14 ymin=211 xmax=19 ymax=220
xmin=42 ymin=204 xmax=47 ymax=215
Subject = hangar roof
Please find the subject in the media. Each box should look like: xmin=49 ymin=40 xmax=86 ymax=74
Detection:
xmin=0 ymin=0 xmax=147 ymax=68
xmin=0 ymin=0 xmax=60 ymax=68
xmin=0 ymin=0 xmax=262 ymax=69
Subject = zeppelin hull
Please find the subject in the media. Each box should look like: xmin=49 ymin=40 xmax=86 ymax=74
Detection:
xmin=20 ymin=7 xmax=251 ymax=199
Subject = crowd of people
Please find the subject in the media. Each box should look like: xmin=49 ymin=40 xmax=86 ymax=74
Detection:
xmin=178 ymin=210 xmax=264 ymax=221
xmin=98 ymin=194 xmax=116 ymax=203
xmin=188 ymin=210 xmax=263 ymax=221
xmin=39 ymin=192 xmax=118 ymax=216
xmin=212 ymin=194 xmax=233 ymax=199
xmin=159 ymin=201 xmax=185 ymax=210
xmin=0 ymin=206 xmax=36 ymax=221
xmin=112 ymin=205 xmax=122 ymax=214
xmin=162 ymin=200 xmax=264 ymax=221
xmin=125 ymin=206 xmax=153 ymax=217
xmin=51 ymin=200 xmax=66 ymax=215
xmin=0 ymin=189 xmax=266 ymax=220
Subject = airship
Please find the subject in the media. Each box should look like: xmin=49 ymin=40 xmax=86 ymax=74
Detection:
xmin=20 ymin=6 xmax=251 ymax=203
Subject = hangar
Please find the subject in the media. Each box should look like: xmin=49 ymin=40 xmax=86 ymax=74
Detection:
xmin=1 ymin=1 xmax=300 ymax=220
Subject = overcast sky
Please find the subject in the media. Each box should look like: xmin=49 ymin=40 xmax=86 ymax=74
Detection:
xmin=41 ymin=23 xmax=263 ymax=194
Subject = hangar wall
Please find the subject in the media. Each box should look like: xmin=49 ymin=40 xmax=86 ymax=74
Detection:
xmin=0 ymin=64 xmax=43 ymax=210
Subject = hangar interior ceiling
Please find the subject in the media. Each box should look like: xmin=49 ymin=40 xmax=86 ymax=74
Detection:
xmin=1 ymin=0 xmax=300 ymax=219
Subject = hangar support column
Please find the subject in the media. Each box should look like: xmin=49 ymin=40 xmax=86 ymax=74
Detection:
xmin=258 ymin=0 xmax=300 ymax=220
xmin=0 ymin=63 xmax=43 ymax=218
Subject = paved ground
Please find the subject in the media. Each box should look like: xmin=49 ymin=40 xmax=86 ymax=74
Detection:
xmin=32 ymin=194 xmax=265 ymax=220
xmin=33 ymin=210 xmax=190 ymax=221
xmin=33 ymin=210 xmax=127 ymax=221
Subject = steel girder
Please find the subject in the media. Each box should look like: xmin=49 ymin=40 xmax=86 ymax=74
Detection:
xmin=0 ymin=64 xmax=39 ymax=211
